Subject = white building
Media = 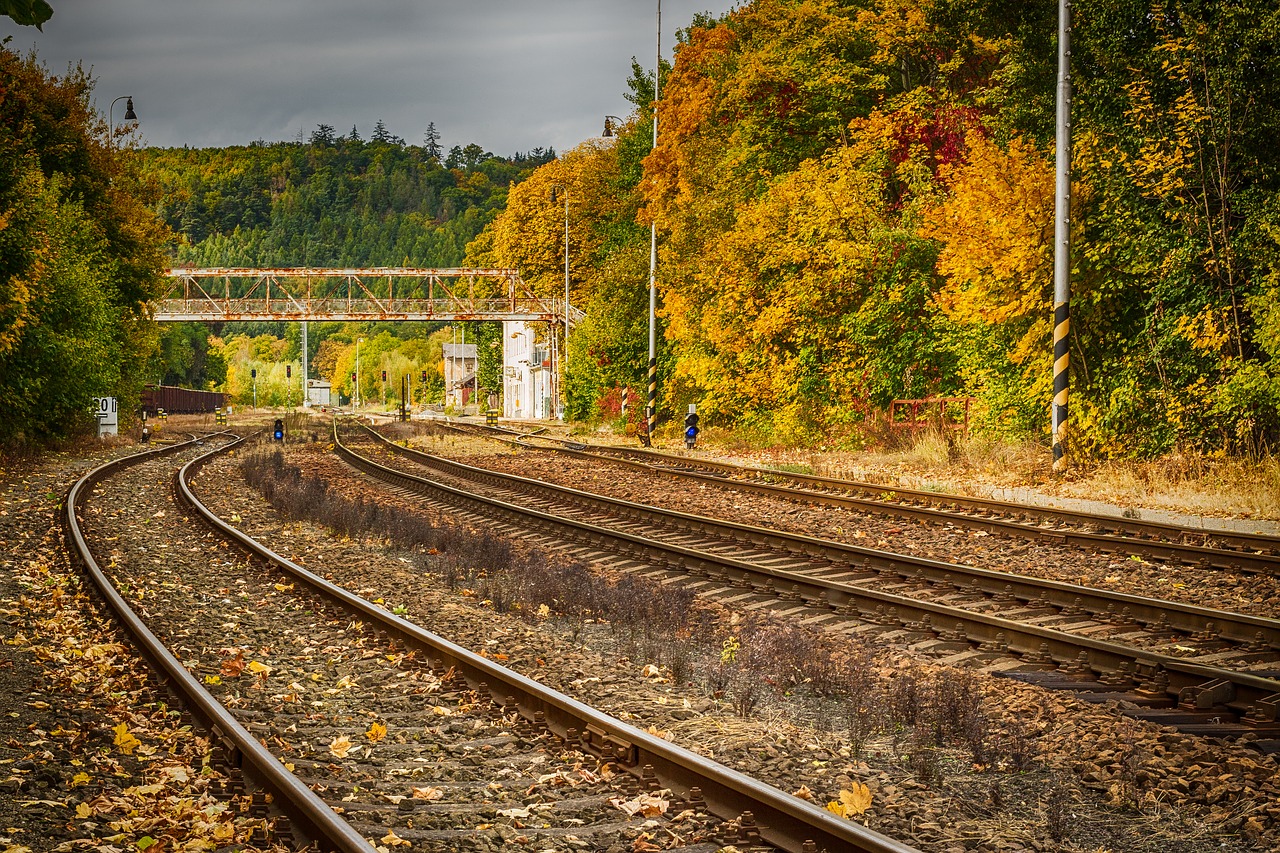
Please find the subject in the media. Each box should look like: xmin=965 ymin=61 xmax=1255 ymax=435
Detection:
xmin=443 ymin=342 xmax=477 ymax=410
xmin=502 ymin=321 xmax=553 ymax=420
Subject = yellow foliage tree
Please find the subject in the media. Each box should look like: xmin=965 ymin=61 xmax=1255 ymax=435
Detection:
xmin=923 ymin=132 xmax=1056 ymax=411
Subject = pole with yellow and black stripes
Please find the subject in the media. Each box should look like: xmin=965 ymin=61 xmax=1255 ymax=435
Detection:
xmin=1052 ymin=0 xmax=1072 ymax=472
xmin=645 ymin=0 xmax=661 ymax=448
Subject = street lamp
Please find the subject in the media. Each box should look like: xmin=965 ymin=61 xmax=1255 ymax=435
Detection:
xmin=108 ymin=96 xmax=137 ymax=149
xmin=550 ymin=184 xmax=570 ymax=420
xmin=355 ymin=337 xmax=364 ymax=409
xmin=602 ymin=115 xmax=625 ymax=137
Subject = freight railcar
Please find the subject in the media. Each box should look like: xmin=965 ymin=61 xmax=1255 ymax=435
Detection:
xmin=140 ymin=384 xmax=228 ymax=416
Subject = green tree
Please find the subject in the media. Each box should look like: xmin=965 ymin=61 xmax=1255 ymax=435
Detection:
xmin=0 ymin=48 xmax=166 ymax=443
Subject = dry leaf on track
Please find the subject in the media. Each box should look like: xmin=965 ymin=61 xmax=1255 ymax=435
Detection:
xmin=411 ymin=785 xmax=444 ymax=800
xmin=826 ymin=782 xmax=873 ymax=817
xmin=113 ymin=722 xmax=141 ymax=755
xmin=328 ymin=734 xmax=354 ymax=758
xmin=609 ymin=793 xmax=669 ymax=817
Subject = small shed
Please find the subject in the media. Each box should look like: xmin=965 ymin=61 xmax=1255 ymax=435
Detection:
xmin=307 ymin=379 xmax=332 ymax=407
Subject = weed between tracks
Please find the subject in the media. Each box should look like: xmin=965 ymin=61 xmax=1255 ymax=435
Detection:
xmin=240 ymin=449 xmax=1057 ymax=782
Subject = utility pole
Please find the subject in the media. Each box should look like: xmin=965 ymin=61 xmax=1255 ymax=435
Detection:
xmin=1052 ymin=0 xmax=1072 ymax=472
xmin=646 ymin=0 xmax=661 ymax=443
xmin=301 ymin=321 xmax=309 ymax=408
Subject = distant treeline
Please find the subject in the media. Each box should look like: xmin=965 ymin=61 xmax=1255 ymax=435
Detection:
xmin=137 ymin=127 xmax=555 ymax=269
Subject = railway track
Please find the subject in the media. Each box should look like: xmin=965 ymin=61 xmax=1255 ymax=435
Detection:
xmin=337 ymin=421 xmax=1280 ymax=753
xmin=64 ymin=430 xmax=917 ymax=851
xmin=448 ymin=421 xmax=1280 ymax=575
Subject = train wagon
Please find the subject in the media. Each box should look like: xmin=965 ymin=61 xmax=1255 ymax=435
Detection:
xmin=140 ymin=384 xmax=228 ymax=416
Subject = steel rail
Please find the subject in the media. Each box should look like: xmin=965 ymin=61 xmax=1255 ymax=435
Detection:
xmin=335 ymin=423 xmax=1280 ymax=736
xmin=359 ymin=422 xmax=1280 ymax=654
xmin=480 ymin=426 xmax=1280 ymax=574
xmin=182 ymin=433 xmax=918 ymax=853
xmin=64 ymin=434 xmax=376 ymax=853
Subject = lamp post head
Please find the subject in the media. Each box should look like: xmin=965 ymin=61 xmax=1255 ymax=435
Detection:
xmin=602 ymin=115 xmax=625 ymax=137
xmin=124 ymin=98 xmax=137 ymax=121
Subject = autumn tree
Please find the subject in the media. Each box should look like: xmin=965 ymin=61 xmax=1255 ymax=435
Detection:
xmin=0 ymin=48 xmax=167 ymax=443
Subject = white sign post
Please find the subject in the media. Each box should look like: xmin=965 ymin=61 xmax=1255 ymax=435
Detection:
xmin=93 ymin=396 xmax=118 ymax=438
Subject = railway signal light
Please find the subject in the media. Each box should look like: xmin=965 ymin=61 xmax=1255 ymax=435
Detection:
xmin=382 ymin=370 xmax=387 ymax=382
xmin=273 ymin=418 xmax=284 ymax=441
xmin=251 ymin=368 xmax=256 ymax=379
xmin=286 ymin=365 xmax=292 ymax=378
xmin=421 ymin=370 xmax=427 ymax=382
xmin=684 ymin=405 xmax=699 ymax=450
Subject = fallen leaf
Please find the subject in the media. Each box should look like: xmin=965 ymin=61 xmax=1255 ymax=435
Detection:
xmin=365 ymin=721 xmax=387 ymax=742
xmin=498 ymin=807 xmax=531 ymax=818
xmin=380 ymin=830 xmax=411 ymax=847
xmin=411 ymin=786 xmax=444 ymax=800
xmin=827 ymin=782 xmax=873 ymax=818
xmin=610 ymin=794 xmax=669 ymax=817
xmin=220 ymin=653 xmax=246 ymax=678
xmin=113 ymin=723 xmax=140 ymax=755
xmin=329 ymin=735 xmax=353 ymax=759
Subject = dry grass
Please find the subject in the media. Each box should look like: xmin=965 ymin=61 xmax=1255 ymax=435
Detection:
xmin=1057 ymin=454 xmax=1280 ymax=520
xmin=720 ymin=429 xmax=1280 ymax=523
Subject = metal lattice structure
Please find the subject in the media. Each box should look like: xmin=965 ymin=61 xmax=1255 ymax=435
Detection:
xmin=155 ymin=268 xmax=583 ymax=324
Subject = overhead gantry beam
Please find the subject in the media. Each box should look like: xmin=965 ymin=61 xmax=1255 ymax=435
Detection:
xmin=154 ymin=268 xmax=584 ymax=324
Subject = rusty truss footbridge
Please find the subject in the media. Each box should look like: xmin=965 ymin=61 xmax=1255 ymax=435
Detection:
xmin=155 ymin=268 xmax=581 ymax=324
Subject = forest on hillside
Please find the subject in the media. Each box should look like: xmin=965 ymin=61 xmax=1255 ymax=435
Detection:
xmin=73 ymin=0 xmax=1280 ymax=459
xmin=140 ymin=126 xmax=555 ymax=270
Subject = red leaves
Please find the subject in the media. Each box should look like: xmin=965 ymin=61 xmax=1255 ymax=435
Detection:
xmin=219 ymin=648 xmax=246 ymax=678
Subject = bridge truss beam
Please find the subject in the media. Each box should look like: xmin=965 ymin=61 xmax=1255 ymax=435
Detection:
xmin=155 ymin=268 xmax=583 ymax=324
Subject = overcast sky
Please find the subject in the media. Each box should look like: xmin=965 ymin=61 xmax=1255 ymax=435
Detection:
xmin=4 ymin=1 xmax=738 ymax=156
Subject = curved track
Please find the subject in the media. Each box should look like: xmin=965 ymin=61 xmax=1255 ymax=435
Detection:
xmin=66 ymin=430 xmax=919 ymax=852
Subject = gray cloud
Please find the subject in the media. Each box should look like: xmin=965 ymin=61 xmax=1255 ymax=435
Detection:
xmin=5 ymin=0 xmax=735 ymax=155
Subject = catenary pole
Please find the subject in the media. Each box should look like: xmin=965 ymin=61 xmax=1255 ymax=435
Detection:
xmin=1052 ymin=0 xmax=1072 ymax=471
xmin=301 ymin=321 xmax=308 ymax=407
xmin=646 ymin=0 xmax=661 ymax=442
